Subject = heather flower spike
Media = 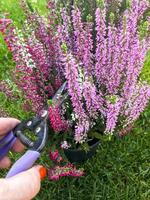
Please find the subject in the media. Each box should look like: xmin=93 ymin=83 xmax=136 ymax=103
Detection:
xmin=48 ymin=164 xmax=84 ymax=181
xmin=49 ymin=150 xmax=63 ymax=163
xmin=49 ymin=106 xmax=68 ymax=133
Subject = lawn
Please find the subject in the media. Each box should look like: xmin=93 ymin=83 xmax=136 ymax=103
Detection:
xmin=0 ymin=1 xmax=150 ymax=200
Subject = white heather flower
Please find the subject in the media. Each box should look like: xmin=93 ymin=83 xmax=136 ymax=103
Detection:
xmin=61 ymin=141 xmax=71 ymax=149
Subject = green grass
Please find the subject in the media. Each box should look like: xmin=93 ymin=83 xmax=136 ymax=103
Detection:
xmin=141 ymin=51 xmax=150 ymax=84
xmin=35 ymin=111 xmax=150 ymax=200
xmin=1 ymin=1 xmax=150 ymax=200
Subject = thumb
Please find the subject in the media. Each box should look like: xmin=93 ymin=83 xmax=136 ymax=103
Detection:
xmin=5 ymin=166 xmax=45 ymax=200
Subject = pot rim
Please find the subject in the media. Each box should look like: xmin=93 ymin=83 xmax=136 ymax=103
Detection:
xmin=64 ymin=138 xmax=100 ymax=152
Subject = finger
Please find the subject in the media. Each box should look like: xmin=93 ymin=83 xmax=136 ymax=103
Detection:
xmin=6 ymin=166 xmax=43 ymax=200
xmin=11 ymin=139 xmax=25 ymax=153
xmin=0 ymin=156 xmax=11 ymax=169
xmin=0 ymin=118 xmax=20 ymax=137
xmin=0 ymin=140 xmax=25 ymax=169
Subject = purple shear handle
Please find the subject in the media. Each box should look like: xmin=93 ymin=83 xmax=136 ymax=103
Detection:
xmin=0 ymin=131 xmax=40 ymax=178
xmin=0 ymin=131 xmax=16 ymax=160
xmin=6 ymin=150 xmax=40 ymax=178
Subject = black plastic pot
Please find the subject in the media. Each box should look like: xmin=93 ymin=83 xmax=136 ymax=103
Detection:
xmin=64 ymin=138 xmax=100 ymax=163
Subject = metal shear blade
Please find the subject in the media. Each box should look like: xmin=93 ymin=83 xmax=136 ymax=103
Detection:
xmin=52 ymin=81 xmax=68 ymax=107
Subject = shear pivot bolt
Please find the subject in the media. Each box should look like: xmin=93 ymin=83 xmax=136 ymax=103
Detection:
xmin=30 ymin=142 xmax=34 ymax=147
xmin=17 ymin=130 xmax=21 ymax=134
xmin=27 ymin=121 xmax=32 ymax=126
xmin=41 ymin=110 xmax=48 ymax=118
xmin=36 ymin=127 xmax=41 ymax=133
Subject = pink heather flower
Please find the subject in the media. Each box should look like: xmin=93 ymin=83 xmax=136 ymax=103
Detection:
xmin=48 ymin=169 xmax=60 ymax=181
xmin=0 ymin=20 xmax=45 ymax=113
xmin=22 ymin=0 xmax=58 ymax=73
xmin=48 ymin=164 xmax=84 ymax=181
xmin=54 ymin=78 xmax=63 ymax=91
xmin=55 ymin=25 xmax=67 ymax=75
xmin=0 ymin=2 xmax=62 ymax=115
xmin=49 ymin=150 xmax=59 ymax=161
xmin=49 ymin=150 xmax=63 ymax=163
xmin=105 ymin=98 xmax=123 ymax=133
xmin=45 ymin=83 xmax=54 ymax=98
xmin=35 ymin=18 xmax=56 ymax=71
xmin=27 ymin=37 xmax=50 ymax=79
xmin=69 ymin=169 xmax=85 ymax=177
xmin=49 ymin=106 xmax=68 ymax=133
xmin=0 ymin=81 xmax=15 ymax=100
xmin=0 ymin=18 xmax=12 ymax=33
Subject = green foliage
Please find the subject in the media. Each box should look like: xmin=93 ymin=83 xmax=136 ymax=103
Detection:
xmin=139 ymin=20 xmax=149 ymax=39
xmin=27 ymin=0 xmax=48 ymax=16
xmin=61 ymin=43 xmax=68 ymax=54
xmin=96 ymin=0 xmax=105 ymax=8
xmin=106 ymin=95 xmax=119 ymax=104
xmin=140 ymin=51 xmax=150 ymax=84
xmin=81 ymin=142 xmax=90 ymax=152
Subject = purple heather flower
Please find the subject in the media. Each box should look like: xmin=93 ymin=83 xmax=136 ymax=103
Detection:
xmin=64 ymin=53 xmax=87 ymax=120
xmin=105 ymin=98 xmax=123 ymax=133
xmin=124 ymin=84 xmax=150 ymax=124
xmin=82 ymin=79 xmax=103 ymax=118
xmin=72 ymin=8 xmax=85 ymax=61
xmin=119 ymin=0 xmax=150 ymax=101
xmin=71 ymin=8 xmax=93 ymax=76
xmin=95 ymin=7 xmax=107 ymax=85
xmin=63 ymin=53 xmax=90 ymax=142
xmin=82 ymin=22 xmax=94 ymax=76
xmin=138 ymin=0 xmax=149 ymax=17
xmin=60 ymin=8 xmax=72 ymax=49
xmin=122 ymin=37 xmax=149 ymax=101
xmin=74 ymin=119 xmax=90 ymax=144
xmin=105 ymin=25 xmax=120 ymax=94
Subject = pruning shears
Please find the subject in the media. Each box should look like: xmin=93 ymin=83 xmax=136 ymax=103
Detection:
xmin=0 ymin=82 xmax=68 ymax=178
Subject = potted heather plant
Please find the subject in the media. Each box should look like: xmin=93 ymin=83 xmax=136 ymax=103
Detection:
xmin=52 ymin=0 xmax=150 ymax=162
xmin=0 ymin=0 xmax=150 ymax=165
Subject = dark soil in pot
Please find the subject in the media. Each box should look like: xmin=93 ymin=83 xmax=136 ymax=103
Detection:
xmin=64 ymin=138 xmax=100 ymax=163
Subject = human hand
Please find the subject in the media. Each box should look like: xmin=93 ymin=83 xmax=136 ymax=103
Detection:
xmin=0 ymin=118 xmax=46 ymax=200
